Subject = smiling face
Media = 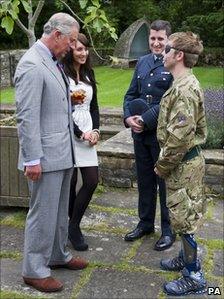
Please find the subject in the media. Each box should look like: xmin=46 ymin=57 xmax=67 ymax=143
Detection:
xmin=72 ymin=40 xmax=89 ymax=66
xmin=149 ymin=29 xmax=168 ymax=55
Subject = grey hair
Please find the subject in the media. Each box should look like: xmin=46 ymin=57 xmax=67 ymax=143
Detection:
xmin=43 ymin=13 xmax=79 ymax=36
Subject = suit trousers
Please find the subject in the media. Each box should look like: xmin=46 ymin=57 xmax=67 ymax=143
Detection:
xmin=22 ymin=168 xmax=73 ymax=278
xmin=134 ymin=138 xmax=171 ymax=235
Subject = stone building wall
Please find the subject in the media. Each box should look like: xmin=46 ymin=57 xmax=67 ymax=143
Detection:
xmin=0 ymin=50 xmax=27 ymax=88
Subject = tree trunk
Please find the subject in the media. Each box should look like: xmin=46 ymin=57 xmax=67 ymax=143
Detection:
xmin=27 ymin=30 xmax=36 ymax=47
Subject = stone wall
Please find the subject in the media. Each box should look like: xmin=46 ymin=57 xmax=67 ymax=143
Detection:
xmin=0 ymin=50 xmax=26 ymax=88
xmin=0 ymin=48 xmax=113 ymax=89
xmin=98 ymin=129 xmax=224 ymax=195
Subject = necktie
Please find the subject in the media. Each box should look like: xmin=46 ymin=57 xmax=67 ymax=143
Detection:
xmin=52 ymin=56 xmax=68 ymax=85
xmin=154 ymin=54 xmax=163 ymax=62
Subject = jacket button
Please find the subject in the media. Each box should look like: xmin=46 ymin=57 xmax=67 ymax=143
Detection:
xmin=150 ymin=73 xmax=153 ymax=76
xmin=148 ymin=83 xmax=151 ymax=87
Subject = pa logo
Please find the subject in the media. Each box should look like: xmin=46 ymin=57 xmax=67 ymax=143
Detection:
xmin=208 ymin=287 xmax=221 ymax=296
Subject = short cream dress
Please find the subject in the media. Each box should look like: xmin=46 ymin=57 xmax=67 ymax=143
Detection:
xmin=70 ymin=78 xmax=98 ymax=167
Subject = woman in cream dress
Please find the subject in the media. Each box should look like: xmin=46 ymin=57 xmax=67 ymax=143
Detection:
xmin=63 ymin=33 xmax=100 ymax=251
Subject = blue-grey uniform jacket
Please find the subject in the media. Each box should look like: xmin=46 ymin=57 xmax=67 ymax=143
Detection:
xmin=123 ymin=53 xmax=173 ymax=142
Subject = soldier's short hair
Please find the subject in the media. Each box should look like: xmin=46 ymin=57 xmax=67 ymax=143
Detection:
xmin=43 ymin=12 xmax=79 ymax=36
xmin=169 ymin=31 xmax=203 ymax=68
xmin=150 ymin=20 xmax=172 ymax=37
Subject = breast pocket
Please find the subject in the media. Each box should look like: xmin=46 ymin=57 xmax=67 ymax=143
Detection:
xmin=155 ymin=77 xmax=170 ymax=89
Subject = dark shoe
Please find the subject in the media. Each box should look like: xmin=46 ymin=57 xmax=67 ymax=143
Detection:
xmin=124 ymin=227 xmax=154 ymax=242
xmin=160 ymin=253 xmax=185 ymax=271
xmin=163 ymin=268 xmax=207 ymax=296
xmin=50 ymin=257 xmax=88 ymax=270
xmin=68 ymin=234 xmax=88 ymax=251
xmin=154 ymin=234 xmax=175 ymax=251
xmin=23 ymin=276 xmax=63 ymax=292
xmin=68 ymin=225 xmax=88 ymax=251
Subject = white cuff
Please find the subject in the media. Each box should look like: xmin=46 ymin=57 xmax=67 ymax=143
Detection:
xmin=23 ymin=159 xmax=40 ymax=166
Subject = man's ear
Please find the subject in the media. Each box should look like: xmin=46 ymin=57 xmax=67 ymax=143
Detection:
xmin=176 ymin=50 xmax=184 ymax=61
xmin=54 ymin=30 xmax=61 ymax=42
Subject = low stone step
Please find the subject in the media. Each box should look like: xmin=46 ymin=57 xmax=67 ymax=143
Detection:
xmin=0 ymin=105 xmax=124 ymax=127
xmin=97 ymin=129 xmax=224 ymax=194
xmin=99 ymin=107 xmax=123 ymax=126
xmin=100 ymin=124 xmax=124 ymax=140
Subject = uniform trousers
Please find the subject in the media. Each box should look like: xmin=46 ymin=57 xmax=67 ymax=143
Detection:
xmin=22 ymin=168 xmax=73 ymax=278
xmin=134 ymin=138 xmax=171 ymax=235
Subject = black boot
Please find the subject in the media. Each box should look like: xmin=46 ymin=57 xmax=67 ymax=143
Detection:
xmin=68 ymin=224 xmax=88 ymax=251
xmin=68 ymin=167 xmax=98 ymax=251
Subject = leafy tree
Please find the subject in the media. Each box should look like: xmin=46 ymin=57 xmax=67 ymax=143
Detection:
xmin=0 ymin=0 xmax=117 ymax=48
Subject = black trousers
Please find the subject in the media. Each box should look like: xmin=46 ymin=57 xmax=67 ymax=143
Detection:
xmin=134 ymin=138 xmax=171 ymax=235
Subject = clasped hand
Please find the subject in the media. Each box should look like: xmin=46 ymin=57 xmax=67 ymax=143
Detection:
xmin=82 ymin=130 xmax=99 ymax=145
xmin=125 ymin=115 xmax=144 ymax=133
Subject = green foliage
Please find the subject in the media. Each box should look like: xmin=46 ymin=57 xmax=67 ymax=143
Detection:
xmin=0 ymin=0 xmax=32 ymax=34
xmin=0 ymin=0 xmax=117 ymax=48
xmin=202 ymin=119 xmax=224 ymax=149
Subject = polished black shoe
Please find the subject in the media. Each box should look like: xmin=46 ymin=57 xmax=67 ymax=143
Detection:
xmin=124 ymin=227 xmax=154 ymax=242
xmin=154 ymin=234 xmax=175 ymax=251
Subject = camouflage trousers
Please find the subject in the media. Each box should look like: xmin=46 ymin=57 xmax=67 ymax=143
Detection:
xmin=166 ymin=153 xmax=207 ymax=234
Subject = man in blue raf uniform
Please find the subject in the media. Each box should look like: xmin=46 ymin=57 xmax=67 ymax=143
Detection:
xmin=123 ymin=20 xmax=175 ymax=251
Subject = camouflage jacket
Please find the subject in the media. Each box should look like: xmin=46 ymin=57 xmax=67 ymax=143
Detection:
xmin=156 ymin=70 xmax=207 ymax=177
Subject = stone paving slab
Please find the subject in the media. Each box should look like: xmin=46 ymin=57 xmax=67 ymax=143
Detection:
xmin=68 ymin=232 xmax=131 ymax=264
xmin=1 ymin=259 xmax=82 ymax=299
xmin=1 ymin=226 xmax=24 ymax=252
xmin=133 ymin=238 xmax=207 ymax=271
xmin=92 ymin=189 xmax=138 ymax=210
xmin=83 ymin=206 xmax=161 ymax=236
xmin=77 ymin=269 xmax=165 ymax=299
xmin=213 ymin=250 xmax=224 ymax=277
xmin=1 ymin=188 xmax=223 ymax=299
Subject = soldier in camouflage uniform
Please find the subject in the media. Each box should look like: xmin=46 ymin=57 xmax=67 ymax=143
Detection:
xmin=154 ymin=32 xmax=207 ymax=296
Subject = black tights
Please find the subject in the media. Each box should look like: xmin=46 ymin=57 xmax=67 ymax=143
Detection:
xmin=69 ymin=166 xmax=98 ymax=227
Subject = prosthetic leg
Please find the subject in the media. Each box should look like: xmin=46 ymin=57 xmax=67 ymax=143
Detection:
xmin=163 ymin=234 xmax=207 ymax=296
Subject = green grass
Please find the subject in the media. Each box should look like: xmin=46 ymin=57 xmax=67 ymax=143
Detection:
xmin=1 ymin=87 xmax=15 ymax=105
xmin=193 ymin=67 xmax=224 ymax=88
xmin=1 ymin=66 xmax=223 ymax=107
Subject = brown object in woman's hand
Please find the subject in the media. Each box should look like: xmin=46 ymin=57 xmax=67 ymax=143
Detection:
xmin=71 ymin=89 xmax=86 ymax=104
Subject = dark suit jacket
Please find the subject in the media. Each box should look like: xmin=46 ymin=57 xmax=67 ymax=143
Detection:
xmin=123 ymin=53 xmax=172 ymax=143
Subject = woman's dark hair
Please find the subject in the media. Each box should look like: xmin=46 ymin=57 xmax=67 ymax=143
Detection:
xmin=62 ymin=33 xmax=96 ymax=86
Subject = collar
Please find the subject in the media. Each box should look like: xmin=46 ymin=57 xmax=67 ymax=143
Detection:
xmin=36 ymin=39 xmax=53 ymax=60
xmin=172 ymin=69 xmax=193 ymax=86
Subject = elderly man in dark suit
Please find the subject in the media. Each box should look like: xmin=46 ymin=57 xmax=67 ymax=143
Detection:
xmin=123 ymin=20 xmax=175 ymax=251
xmin=15 ymin=13 xmax=88 ymax=293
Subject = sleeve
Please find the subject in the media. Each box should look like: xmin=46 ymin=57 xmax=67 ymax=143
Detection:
xmin=73 ymin=122 xmax=83 ymax=138
xmin=15 ymin=64 xmax=44 ymax=162
xmin=90 ymin=70 xmax=100 ymax=130
xmin=123 ymin=61 xmax=140 ymax=125
xmin=156 ymin=95 xmax=196 ymax=177
xmin=141 ymin=104 xmax=160 ymax=131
